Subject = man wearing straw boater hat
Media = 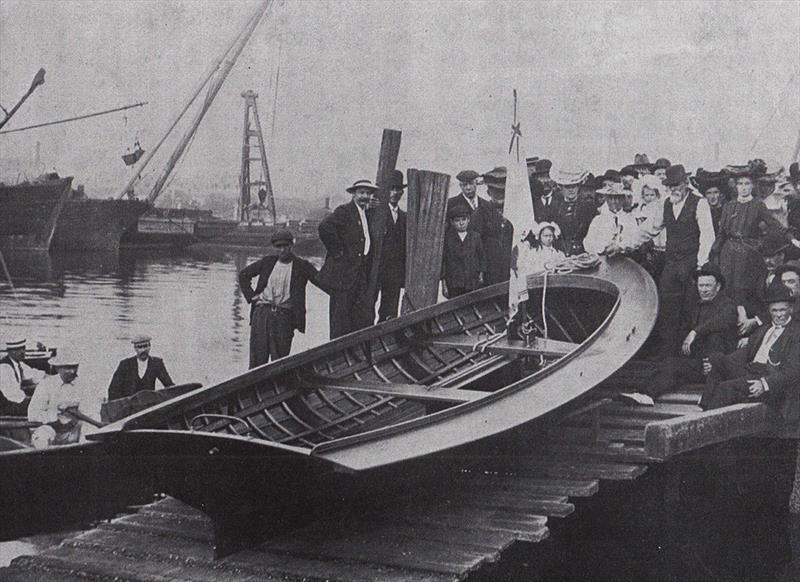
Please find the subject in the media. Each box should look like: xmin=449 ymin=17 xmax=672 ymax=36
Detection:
xmin=28 ymin=355 xmax=103 ymax=449
xmin=551 ymin=168 xmax=596 ymax=256
xmin=376 ymin=170 xmax=408 ymax=322
xmin=239 ymin=229 xmax=321 ymax=367
xmin=0 ymin=338 xmax=45 ymax=415
xmin=107 ymin=335 xmax=174 ymax=401
xmin=317 ymin=179 xmax=378 ymax=338
xmin=583 ymin=183 xmax=637 ymax=256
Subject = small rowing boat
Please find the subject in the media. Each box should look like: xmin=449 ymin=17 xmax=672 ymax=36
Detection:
xmin=88 ymin=255 xmax=657 ymax=553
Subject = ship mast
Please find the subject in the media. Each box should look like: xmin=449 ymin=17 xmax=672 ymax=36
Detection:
xmin=117 ymin=0 xmax=271 ymax=201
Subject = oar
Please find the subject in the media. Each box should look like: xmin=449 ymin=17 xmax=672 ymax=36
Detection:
xmin=61 ymin=408 xmax=106 ymax=428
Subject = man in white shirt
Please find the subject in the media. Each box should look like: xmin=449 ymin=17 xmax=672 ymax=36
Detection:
xmin=634 ymin=164 xmax=716 ymax=358
xmin=317 ymin=179 xmax=378 ymax=338
xmin=701 ymin=281 xmax=800 ymax=418
xmin=0 ymin=338 xmax=45 ymax=415
xmin=239 ymin=229 xmax=320 ymax=366
xmin=583 ymin=184 xmax=638 ymax=256
xmin=28 ymin=358 xmax=103 ymax=449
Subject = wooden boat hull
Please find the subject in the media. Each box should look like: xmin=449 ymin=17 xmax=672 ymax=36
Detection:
xmin=87 ymin=256 xmax=657 ymax=552
xmin=0 ymin=178 xmax=72 ymax=251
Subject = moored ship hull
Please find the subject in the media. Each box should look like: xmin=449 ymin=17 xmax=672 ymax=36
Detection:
xmin=0 ymin=177 xmax=72 ymax=252
xmin=51 ymin=198 xmax=150 ymax=252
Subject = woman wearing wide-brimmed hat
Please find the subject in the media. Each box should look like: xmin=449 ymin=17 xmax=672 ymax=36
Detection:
xmin=710 ymin=163 xmax=800 ymax=335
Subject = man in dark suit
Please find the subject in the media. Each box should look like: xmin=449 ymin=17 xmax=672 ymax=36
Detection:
xmin=239 ymin=229 xmax=320 ymax=367
xmin=470 ymin=166 xmax=513 ymax=285
xmin=108 ymin=335 xmax=174 ymax=401
xmin=701 ymin=281 xmax=800 ymax=422
xmin=376 ymin=170 xmax=407 ymax=322
xmin=317 ymin=179 xmax=376 ymax=338
xmin=619 ymin=263 xmax=738 ymax=406
xmin=446 ymin=170 xmax=489 ymax=218
xmin=551 ymin=169 xmax=596 ymax=256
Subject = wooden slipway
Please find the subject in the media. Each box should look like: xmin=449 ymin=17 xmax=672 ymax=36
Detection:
xmin=2 ymin=361 xmax=787 ymax=581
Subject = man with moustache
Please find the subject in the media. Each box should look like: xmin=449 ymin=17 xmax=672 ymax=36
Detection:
xmin=635 ymin=164 xmax=716 ymax=358
xmin=376 ymin=170 xmax=407 ymax=322
xmin=239 ymin=230 xmax=320 ymax=366
xmin=317 ymin=179 xmax=377 ymax=338
xmin=108 ymin=335 xmax=174 ymax=401
xmin=701 ymin=280 xmax=800 ymax=418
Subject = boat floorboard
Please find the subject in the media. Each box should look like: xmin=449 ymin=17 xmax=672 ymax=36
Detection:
xmin=4 ymin=360 xmax=792 ymax=581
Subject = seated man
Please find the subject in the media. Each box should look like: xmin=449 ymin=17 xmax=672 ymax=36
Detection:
xmin=28 ymin=357 xmax=102 ymax=449
xmin=619 ymin=263 xmax=737 ymax=406
xmin=0 ymin=338 xmax=47 ymax=415
xmin=108 ymin=335 xmax=174 ymax=401
xmin=700 ymin=281 xmax=800 ymax=418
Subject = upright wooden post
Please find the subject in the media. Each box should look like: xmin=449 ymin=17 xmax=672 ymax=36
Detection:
xmin=366 ymin=129 xmax=402 ymax=305
xmin=402 ymin=169 xmax=450 ymax=313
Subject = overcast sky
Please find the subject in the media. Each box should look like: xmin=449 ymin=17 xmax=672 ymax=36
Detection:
xmin=1 ymin=0 xmax=798 ymax=203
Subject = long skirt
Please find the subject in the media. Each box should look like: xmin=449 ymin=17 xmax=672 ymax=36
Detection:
xmin=719 ymin=240 xmax=764 ymax=307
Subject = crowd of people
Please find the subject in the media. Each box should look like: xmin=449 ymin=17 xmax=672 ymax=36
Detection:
xmin=235 ymin=154 xmax=800 ymax=425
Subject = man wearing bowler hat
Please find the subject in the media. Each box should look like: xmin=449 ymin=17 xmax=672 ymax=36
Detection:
xmin=470 ymin=167 xmax=513 ymax=285
xmin=447 ymin=169 xmax=489 ymax=218
xmin=635 ymin=164 xmax=716 ymax=358
xmin=108 ymin=335 xmax=175 ymax=401
xmin=375 ymin=170 xmax=408 ymax=322
xmin=701 ymin=280 xmax=800 ymax=418
xmin=239 ymin=229 xmax=320 ymax=367
xmin=317 ymin=179 xmax=378 ymax=338
xmin=619 ymin=263 xmax=737 ymax=406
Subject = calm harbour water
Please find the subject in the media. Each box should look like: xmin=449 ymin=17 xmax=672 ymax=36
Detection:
xmin=0 ymin=247 xmax=330 ymax=403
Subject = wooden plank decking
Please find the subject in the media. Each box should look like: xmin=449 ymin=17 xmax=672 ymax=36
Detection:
xmin=2 ymin=361 xmax=790 ymax=581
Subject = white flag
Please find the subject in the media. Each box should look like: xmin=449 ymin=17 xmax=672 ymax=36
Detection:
xmin=504 ymin=146 xmax=537 ymax=321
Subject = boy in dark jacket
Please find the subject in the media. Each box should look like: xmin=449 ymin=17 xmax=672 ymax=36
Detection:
xmin=441 ymin=205 xmax=486 ymax=298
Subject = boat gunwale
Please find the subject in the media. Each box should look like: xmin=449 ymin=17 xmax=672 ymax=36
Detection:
xmin=308 ymin=273 xmax=621 ymax=454
xmin=91 ymin=263 xmax=621 ymax=448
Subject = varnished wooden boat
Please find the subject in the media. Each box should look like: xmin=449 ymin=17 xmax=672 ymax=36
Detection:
xmin=88 ymin=256 xmax=658 ymax=553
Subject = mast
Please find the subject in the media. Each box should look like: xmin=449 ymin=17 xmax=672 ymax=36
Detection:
xmin=146 ymin=0 xmax=271 ymax=205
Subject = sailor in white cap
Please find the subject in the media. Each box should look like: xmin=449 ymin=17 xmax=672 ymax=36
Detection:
xmin=28 ymin=356 xmax=102 ymax=449
xmin=107 ymin=335 xmax=174 ymax=401
xmin=0 ymin=338 xmax=45 ymax=415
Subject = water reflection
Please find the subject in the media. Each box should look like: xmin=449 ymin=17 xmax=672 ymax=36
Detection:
xmin=0 ymin=248 xmax=327 ymax=402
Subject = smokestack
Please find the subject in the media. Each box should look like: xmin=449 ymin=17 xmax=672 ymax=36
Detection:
xmin=324 ymin=196 xmax=330 ymax=211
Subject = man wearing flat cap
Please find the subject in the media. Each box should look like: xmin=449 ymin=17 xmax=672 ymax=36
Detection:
xmin=239 ymin=229 xmax=321 ymax=367
xmin=317 ymin=179 xmax=378 ymax=338
xmin=447 ymin=170 xmax=489 ymax=218
xmin=29 ymin=357 xmax=102 ymax=448
xmin=108 ymin=335 xmax=175 ymax=401
xmin=376 ymin=170 xmax=407 ymax=322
